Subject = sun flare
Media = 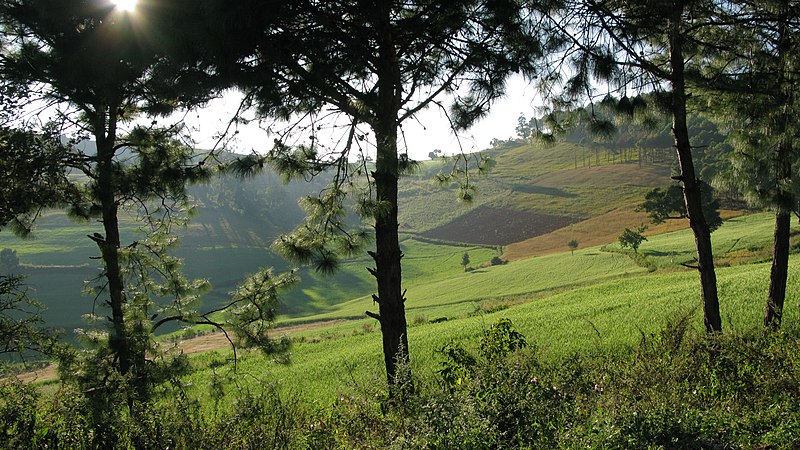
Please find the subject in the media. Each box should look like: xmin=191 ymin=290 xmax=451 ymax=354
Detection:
xmin=111 ymin=0 xmax=138 ymax=12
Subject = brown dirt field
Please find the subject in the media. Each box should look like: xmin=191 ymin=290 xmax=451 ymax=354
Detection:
xmin=532 ymin=163 xmax=671 ymax=188
xmin=504 ymin=208 xmax=745 ymax=260
xmin=503 ymin=207 xmax=650 ymax=259
xmin=421 ymin=206 xmax=581 ymax=246
xmin=12 ymin=320 xmax=346 ymax=384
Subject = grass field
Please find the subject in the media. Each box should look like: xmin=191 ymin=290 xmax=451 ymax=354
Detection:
xmin=0 ymin=212 xmax=502 ymax=333
xmin=604 ymin=211 xmax=781 ymax=268
xmin=398 ymin=141 xmax=674 ymax=234
xmin=0 ymin=139 xmax=680 ymax=333
xmin=180 ymin=244 xmax=798 ymax=406
xmin=6 ymin=139 xmax=786 ymax=405
xmin=167 ymin=210 xmax=792 ymax=405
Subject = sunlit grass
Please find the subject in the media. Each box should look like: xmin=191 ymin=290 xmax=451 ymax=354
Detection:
xmin=604 ymin=212 xmax=778 ymax=268
xmin=183 ymin=252 xmax=798 ymax=406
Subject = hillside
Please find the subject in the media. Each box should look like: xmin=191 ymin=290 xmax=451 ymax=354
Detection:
xmin=0 ymin=135 xmax=703 ymax=335
xmin=178 ymin=211 xmax=794 ymax=404
xmin=399 ymin=141 xmax=674 ymax=256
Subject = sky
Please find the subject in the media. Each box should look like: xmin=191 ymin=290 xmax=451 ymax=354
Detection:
xmin=186 ymin=75 xmax=542 ymax=161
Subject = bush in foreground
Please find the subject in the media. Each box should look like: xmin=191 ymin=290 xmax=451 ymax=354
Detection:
xmin=4 ymin=319 xmax=800 ymax=448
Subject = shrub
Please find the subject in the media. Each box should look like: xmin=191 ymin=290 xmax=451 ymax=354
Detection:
xmin=0 ymin=382 xmax=43 ymax=448
xmin=490 ymin=256 xmax=507 ymax=266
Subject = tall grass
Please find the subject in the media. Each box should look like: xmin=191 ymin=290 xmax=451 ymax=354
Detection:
xmin=182 ymin=251 xmax=798 ymax=404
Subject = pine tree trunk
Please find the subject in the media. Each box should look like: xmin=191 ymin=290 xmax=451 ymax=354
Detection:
xmin=94 ymin=117 xmax=132 ymax=377
xmin=367 ymin=5 xmax=412 ymax=394
xmin=766 ymin=209 xmax=790 ymax=328
xmin=668 ymin=11 xmax=722 ymax=333
xmin=93 ymin=109 xmax=148 ymax=401
xmin=765 ymin=2 xmax=793 ymax=329
xmin=370 ymin=123 xmax=411 ymax=392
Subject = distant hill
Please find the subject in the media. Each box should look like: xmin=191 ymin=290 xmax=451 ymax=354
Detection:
xmin=0 ymin=117 xmax=733 ymax=333
xmin=399 ymin=142 xmax=673 ymax=255
xmin=397 ymin=113 xmax=732 ymax=258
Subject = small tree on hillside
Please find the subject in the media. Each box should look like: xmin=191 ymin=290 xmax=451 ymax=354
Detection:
xmin=619 ymin=226 xmax=648 ymax=253
xmin=567 ymin=239 xmax=579 ymax=255
xmin=516 ymin=113 xmax=532 ymax=140
xmin=639 ymin=184 xmax=722 ymax=232
xmin=461 ymin=252 xmax=471 ymax=272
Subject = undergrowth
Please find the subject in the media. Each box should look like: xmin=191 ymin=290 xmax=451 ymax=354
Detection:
xmin=3 ymin=318 xmax=800 ymax=448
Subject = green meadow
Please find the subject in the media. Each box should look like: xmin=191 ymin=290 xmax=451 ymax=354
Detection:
xmin=0 ymin=137 xmax=680 ymax=336
xmin=175 ymin=211 xmax=792 ymax=405
xmin=9 ymin=145 xmax=799 ymax=447
xmin=0 ymin=213 xmax=502 ymax=332
xmin=606 ymin=211 xmax=782 ymax=268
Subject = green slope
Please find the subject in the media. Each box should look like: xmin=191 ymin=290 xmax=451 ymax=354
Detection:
xmin=0 ymin=137 xmax=725 ymax=336
xmin=181 ymin=212 xmax=793 ymax=404
xmin=276 ymin=211 xmax=779 ymax=325
xmin=398 ymin=141 xmax=673 ymax=234
xmin=284 ymin=247 xmax=646 ymax=325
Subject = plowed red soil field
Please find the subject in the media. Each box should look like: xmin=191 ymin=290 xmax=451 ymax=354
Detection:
xmin=421 ymin=206 xmax=580 ymax=246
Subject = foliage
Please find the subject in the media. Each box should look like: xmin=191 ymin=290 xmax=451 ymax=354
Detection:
xmin=618 ymin=225 xmax=648 ymax=253
xmin=227 ymin=268 xmax=297 ymax=355
xmin=567 ymin=239 xmax=578 ymax=255
xmin=0 ymin=381 xmax=45 ymax=449
xmin=490 ymin=256 xmax=507 ymax=266
xmin=0 ymin=274 xmax=57 ymax=362
xmin=640 ymin=183 xmax=723 ymax=232
xmin=437 ymin=319 xmax=527 ymax=388
xmin=515 ymin=113 xmax=538 ymax=141
xmin=480 ymin=318 xmax=527 ymax=360
xmin=5 ymin=322 xmax=800 ymax=449
xmin=461 ymin=252 xmax=470 ymax=272
xmin=0 ymin=249 xmax=19 ymax=274
xmin=0 ymin=128 xmax=78 ymax=236
xmin=437 ymin=340 xmax=478 ymax=388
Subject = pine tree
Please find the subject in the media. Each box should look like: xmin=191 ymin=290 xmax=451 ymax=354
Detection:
xmin=538 ymin=0 xmax=726 ymax=332
xmin=699 ymin=0 xmax=800 ymax=329
xmin=0 ymin=0 xmax=218 ymax=403
xmin=194 ymin=0 xmax=542 ymax=390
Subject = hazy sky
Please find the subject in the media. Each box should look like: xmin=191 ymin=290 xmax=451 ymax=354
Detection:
xmin=187 ymin=75 xmax=541 ymax=161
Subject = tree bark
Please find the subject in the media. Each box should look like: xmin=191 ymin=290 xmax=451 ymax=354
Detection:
xmin=368 ymin=3 xmax=412 ymax=394
xmin=94 ymin=108 xmax=132 ymax=376
xmin=764 ymin=2 xmax=793 ymax=329
xmin=93 ymin=107 xmax=148 ymax=400
xmin=668 ymin=10 xmax=722 ymax=333
xmin=370 ymin=124 xmax=412 ymax=391
xmin=766 ymin=209 xmax=790 ymax=328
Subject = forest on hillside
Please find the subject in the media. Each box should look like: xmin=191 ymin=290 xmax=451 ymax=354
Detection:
xmin=2 ymin=0 xmax=800 ymax=448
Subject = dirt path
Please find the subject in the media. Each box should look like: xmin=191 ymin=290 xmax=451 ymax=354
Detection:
xmin=11 ymin=319 xmax=346 ymax=384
